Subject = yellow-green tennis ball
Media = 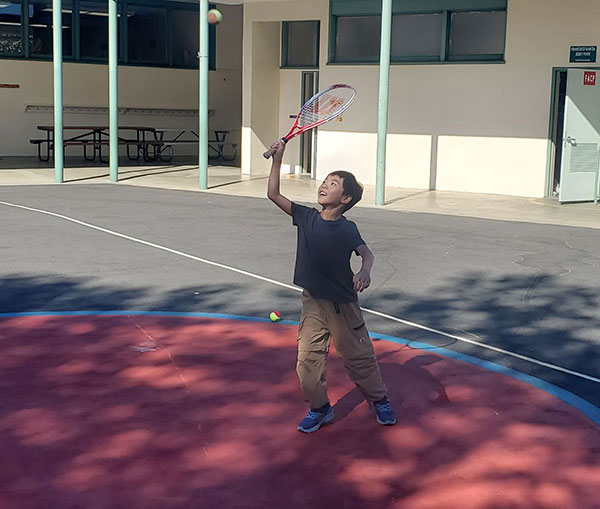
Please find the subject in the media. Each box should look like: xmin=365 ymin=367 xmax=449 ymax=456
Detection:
xmin=270 ymin=311 xmax=281 ymax=322
xmin=207 ymin=9 xmax=223 ymax=25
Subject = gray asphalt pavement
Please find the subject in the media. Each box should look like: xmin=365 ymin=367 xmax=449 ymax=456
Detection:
xmin=1 ymin=184 xmax=599 ymax=408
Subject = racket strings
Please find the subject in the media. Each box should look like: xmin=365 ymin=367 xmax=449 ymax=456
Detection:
xmin=298 ymin=86 xmax=356 ymax=127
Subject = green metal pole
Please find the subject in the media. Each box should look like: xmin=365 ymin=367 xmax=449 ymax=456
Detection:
xmin=109 ymin=0 xmax=118 ymax=182
xmin=199 ymin=0 xmax=209 ymax=189
xmin=52 ymin=0 xmax=63 ymax=183
xmin=595 ymin=148 xmax=600 ymax=205
xmin=375 ymin=0 xmax=392 ymax=206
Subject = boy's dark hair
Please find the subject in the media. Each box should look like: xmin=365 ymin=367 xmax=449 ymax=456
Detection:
xmin=329 ymin=171 xmax=363 ymax=212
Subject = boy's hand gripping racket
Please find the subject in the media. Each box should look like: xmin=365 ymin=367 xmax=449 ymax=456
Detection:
xmin=263 ymin=84 xmax=356 ymax=159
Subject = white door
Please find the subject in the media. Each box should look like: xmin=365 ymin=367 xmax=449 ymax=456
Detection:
xmin=559 ymin=69 xmax=600 ymax=202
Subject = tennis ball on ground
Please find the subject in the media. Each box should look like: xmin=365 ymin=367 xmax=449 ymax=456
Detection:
xmin=207 ymin=8 xmax=223 ymax=25
xmin=270 ymin=311 xmax=281 ymax=322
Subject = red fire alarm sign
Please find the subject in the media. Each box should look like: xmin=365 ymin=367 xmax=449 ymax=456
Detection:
xmin=584 ymin=71 xmax=596 ymax=85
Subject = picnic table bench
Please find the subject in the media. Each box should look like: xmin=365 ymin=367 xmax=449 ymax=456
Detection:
xmin=31 ymin=126 xmax=239 ymax=163
xmin=31 ymin=126 xmax=164 ymax=163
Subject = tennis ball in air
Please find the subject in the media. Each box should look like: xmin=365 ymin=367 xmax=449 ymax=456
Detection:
xmin=207 ymin=8 xmax=223 ymax=25
xmin=270 ymin=311 xmax=281 ymax=322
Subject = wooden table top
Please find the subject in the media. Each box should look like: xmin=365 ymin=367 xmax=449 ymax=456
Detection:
xmin=37 ymin=126 xmax=158 ymax=131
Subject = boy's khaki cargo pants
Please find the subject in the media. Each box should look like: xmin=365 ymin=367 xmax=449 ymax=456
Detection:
xmin=296 ymin=290 xmax=387 ymax=409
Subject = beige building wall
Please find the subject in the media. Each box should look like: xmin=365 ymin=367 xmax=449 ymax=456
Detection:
xmin=0 ymin=2 xmax=242 ymax=158
xmin=242 ymin=0 xmax=600 ymax=198
xmin=242 ymin=20 xmax=280 ymax=174
xmin=242 ymin=0 xmax=327 ymax=175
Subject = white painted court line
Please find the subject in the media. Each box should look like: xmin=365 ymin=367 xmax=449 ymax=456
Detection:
xmin=2 ymin=199 xmax=599 ymax=385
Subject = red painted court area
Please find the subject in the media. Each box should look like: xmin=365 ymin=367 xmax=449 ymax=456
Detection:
xmin=1 ymin=315 xmax=599 ymax=508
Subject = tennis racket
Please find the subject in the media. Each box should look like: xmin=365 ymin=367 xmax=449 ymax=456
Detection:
xmin=263 ymin=84 xmax=356 ymax=159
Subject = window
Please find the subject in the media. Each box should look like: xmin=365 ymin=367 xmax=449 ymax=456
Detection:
xmin=29 ymin=0 xmax=73 ymax=58
xmin=282 ymin=20 xmax=319 ymax=68
xmin=127 ymin=6 xmax=166 ymax=65
xmin=79 ymin=1 xmax=109 ymax=60
xmin=329 ymin=0 xmax=507 ymax=64
xmin=170 ymin=7 xmax=217 ymax=69
xmin=0 ymin=0 xmax=22 ymax=55
xmin=449 ymin=10 xmax=506 ymax=59
xmin=392 ymin=13 xmax=442 ymax=60
xmin=335 ymin=16 xmax=379 ymax=62
xmin=171 ymin=8 xmax=198 ymax=67
xmin=0 ymin=0 xmax=216 ymax=69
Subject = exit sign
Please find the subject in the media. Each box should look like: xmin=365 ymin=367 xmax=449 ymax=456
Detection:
xmin=584 ymin=71 xmax=596 ymax=86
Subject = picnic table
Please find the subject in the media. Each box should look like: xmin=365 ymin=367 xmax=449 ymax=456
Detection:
xmin=153 ymin=128 xmax=238 ymax=162
xmin=31 ymin=126 xmax=164 ymax=163
xmin=31 ymin=126 xmax=239 ymax=163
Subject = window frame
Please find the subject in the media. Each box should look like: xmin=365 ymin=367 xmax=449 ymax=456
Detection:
xmin=446 ymin=9 xmax=506 ymax=62
xmin=328 ymin=0 xmax=507 ymax=65
xmin=125 ymin=3 xmax=169 ymax=66
xmin=0 ymin=0 xmax=27 ymax=57
xmin=281 ymin=19 xmax=320 ymax=69
xmin=390 ymin=11 xmax=446 ymax=63
xmin=0 ymin=0 xmax=217 ymax=70
xmin=331 ymin=15 xmax=381 ymax=64
xmin=77 ymin=0 xmax=113 ymax=64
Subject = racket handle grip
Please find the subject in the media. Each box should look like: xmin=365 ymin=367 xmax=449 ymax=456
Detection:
xmin=263 ymin=137 xmax=289 ymax=159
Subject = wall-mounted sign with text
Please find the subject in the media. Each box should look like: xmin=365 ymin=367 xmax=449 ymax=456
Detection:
xmin=570 ymin=46 xmax=597 ymax=63
xmin=584 ymin=71 xmax=596 ymax=86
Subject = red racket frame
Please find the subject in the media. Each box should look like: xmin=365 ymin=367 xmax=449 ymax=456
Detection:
xmin=263 ymin=84 xmax=356 ymax=159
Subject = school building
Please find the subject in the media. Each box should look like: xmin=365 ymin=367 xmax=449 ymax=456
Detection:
xmin=2 ymin=0 xmax=600 ymax=203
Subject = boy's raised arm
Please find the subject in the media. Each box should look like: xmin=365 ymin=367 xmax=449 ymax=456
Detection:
xmin=267 ymin=140 xmax=292 ymax=216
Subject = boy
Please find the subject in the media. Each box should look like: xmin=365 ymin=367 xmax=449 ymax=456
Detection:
xmin=267 ymin=140 xmax=396 ymax=433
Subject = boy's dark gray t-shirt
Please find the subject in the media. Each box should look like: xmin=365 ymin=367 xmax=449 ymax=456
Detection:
xmin=291 ymin=202 xmax=365 ymax=303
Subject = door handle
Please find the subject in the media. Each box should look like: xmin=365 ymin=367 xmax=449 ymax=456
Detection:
xmin=565 ymin=136 xmax=577 ymax=146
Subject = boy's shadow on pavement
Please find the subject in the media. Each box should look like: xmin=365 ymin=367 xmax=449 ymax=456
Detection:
xmin=332 ymin=348 xmax=450 ymax=421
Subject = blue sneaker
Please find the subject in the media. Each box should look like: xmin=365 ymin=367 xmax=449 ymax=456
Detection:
xmin=373 ymin=397 xmax=396 ymax=425
xmin=297 ymin=403 xmax=334 ymax=433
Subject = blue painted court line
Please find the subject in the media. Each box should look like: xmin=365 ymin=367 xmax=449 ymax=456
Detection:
xmin=369 ymin=331 xmax=600 ymax=428
xmin=1 ymin=310 xmax=599 ymax=427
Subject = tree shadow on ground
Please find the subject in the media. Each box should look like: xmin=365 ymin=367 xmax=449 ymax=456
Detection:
xmin=360 ymin=270 xmax=600 ymax=407
xmin=0 ymin=273 xmax=599 ymax=508
xmin=0 ymin=274 xmax=300 ymax=318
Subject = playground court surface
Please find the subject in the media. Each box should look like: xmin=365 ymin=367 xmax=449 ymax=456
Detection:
xmin=1 ymin=182 xmax=599 ymax=507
